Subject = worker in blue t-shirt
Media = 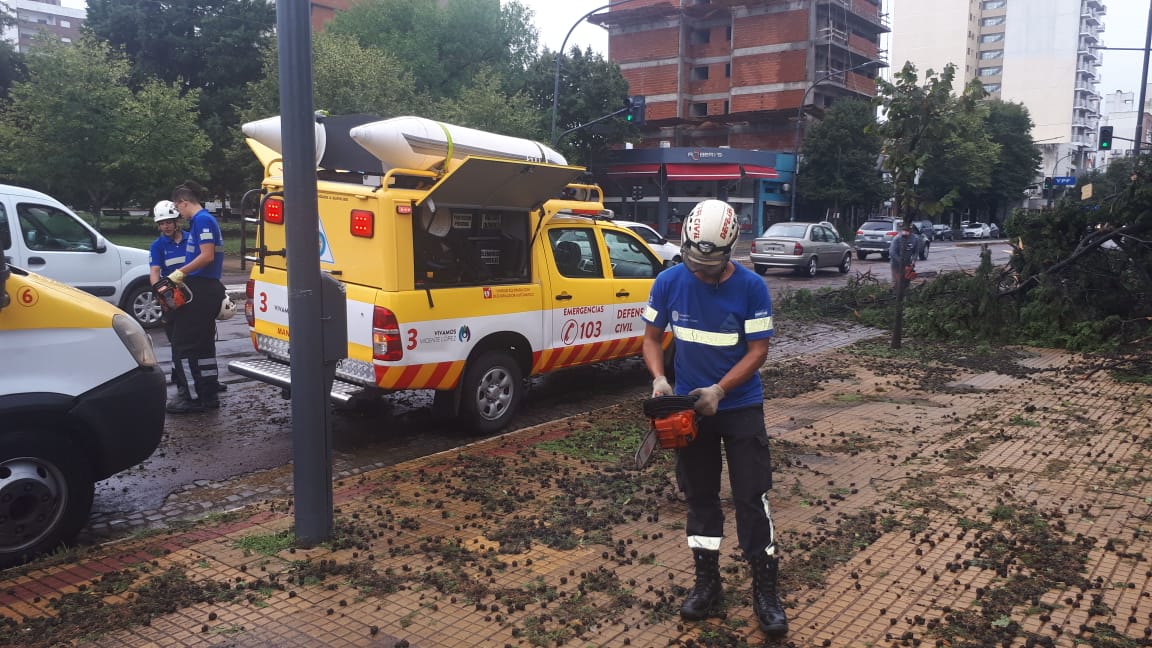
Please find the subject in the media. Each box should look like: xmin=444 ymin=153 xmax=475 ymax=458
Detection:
xmin=641 ymin=199 xmax=786 ymax=639
xmin=165 ymin=181 xmax=225 ymax=414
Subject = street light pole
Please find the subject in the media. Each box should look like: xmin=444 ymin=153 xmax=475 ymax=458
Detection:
xmin=788 ymin=59 xmax=884 ymax=221
xmin=550 ymin=0 xmax=641 ymax=146
xmin=1047 ymin=151 xmax=1075 ymax=207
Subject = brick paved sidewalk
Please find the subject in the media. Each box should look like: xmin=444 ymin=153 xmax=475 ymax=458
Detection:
xmin=1 ymin=342 xmax=1149 ymax=648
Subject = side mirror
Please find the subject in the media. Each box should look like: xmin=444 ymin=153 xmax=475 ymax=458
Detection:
xmin=94 ymin=235 xmax=108 ymax=253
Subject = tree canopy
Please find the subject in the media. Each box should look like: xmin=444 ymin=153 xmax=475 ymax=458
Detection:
xmin=0 ymin=36 xmax=207 ymax=220
xmin=797 ymin=98 xmax=887 ymax=220
xmin=324 ymin=0 xmax=537 ymax=99
xmin=85 ymin=0 xmax=276 ymax=202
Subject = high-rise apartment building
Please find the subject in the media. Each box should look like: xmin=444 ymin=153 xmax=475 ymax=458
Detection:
xmin=1 ymin=0 xmax=85 ymax=53
xmin=890 ymin=0 xmax=1106 ymax=194
xmin=589 ymin=0 xmax=888 ymax=231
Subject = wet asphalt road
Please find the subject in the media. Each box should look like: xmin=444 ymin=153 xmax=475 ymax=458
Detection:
xmin=92 ymin=240 xmax=1010 ymax=520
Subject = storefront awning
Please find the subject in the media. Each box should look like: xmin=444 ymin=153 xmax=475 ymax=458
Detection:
xmin=665 ymin=163 xmax=742 ymax=181
xmin=604 ymin=163 xmax=661 ymax=176
xmin=742 ymin=165 xmax=779 ymax=178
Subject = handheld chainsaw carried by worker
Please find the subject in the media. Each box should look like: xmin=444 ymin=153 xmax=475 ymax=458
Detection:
xmin=635 ymin=394 xmax=699 ymax=469
xmin=152 ymin=276 xmax=193 ymax=313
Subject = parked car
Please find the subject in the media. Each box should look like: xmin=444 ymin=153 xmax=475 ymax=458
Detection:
xmin=912 ymin=220 xmax=936 ymax=242
xmin=961 ymin=221 xmax=991 ymax=239
xmin=615 ymin=219 xmax=681 ymax=264
xmin=932 ymin=223 xmax=954 ymax=241
xmin=988 ymin=222 xmax=1001 ymax=238
xmin=750 ymin=222 xmax=853 ymax=277
xmin=855 ymin=219 xmax=931 ymax=261
xmin=0 ymin=184 xmax=159 ymax=329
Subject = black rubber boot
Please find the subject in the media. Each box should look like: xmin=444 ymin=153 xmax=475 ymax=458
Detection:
xmin=680 ymin=549 xmax=722 ymax=620
xmin=166 ymin=397 xmax=205 ymax=414
xmin=749 ymin=552 xmax=788 ymax=637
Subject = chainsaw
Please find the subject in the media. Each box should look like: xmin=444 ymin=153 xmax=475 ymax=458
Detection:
xmin=152 ymin=276 xmax=193 ymax=312
xmin=634 ymin=394 xmax=699 ymax=470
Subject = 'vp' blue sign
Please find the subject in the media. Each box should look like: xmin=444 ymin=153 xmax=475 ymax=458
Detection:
xmin=1052 ymin=176 xmax=1076 ymax=186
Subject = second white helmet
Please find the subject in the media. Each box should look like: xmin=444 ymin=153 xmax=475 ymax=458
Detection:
xmin=153 ymin=200 xmax=180 ymax=223
xmin=217 ymin=294 xmax=236 ymax=321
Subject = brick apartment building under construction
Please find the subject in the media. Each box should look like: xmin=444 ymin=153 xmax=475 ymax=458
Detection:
xmin=588 ymin=0 xmax=888 ymax=235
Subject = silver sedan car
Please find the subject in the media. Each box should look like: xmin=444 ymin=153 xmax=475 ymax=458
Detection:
xmin=749 ymin=222 xmax=853 ymax=277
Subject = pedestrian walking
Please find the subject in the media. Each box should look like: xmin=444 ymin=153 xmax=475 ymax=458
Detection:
xmin=165 ymin=181 xmax=225 ymax=414
xmin=640 ymin=198 xmax=787 ymax=638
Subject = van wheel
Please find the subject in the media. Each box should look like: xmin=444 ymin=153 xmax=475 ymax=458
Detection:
xmin=753 ymin=264 xmax=768 ymax=275
xmin=123 ymin=283 xmax=164 ymax=329
xmin=919 ymin=242 xmax=930 ymax=261
xmin=460 ymin=351 xmax=523 ymax=435
xmin=856 ymin=251 xmax=867 ymax=260
xmin=0 ymin=431 xmax=94 ymax=568
xmin=839 ymin=253 xmax=852 ymax=274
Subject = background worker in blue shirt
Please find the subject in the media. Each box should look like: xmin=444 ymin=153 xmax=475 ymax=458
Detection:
xmin=641 ymin=199 xmax=787 ymax=638
xmin=148 ymin=199 xmax=187 ymax=395
xmin=165 ymin=181 xmax=225 ymax=414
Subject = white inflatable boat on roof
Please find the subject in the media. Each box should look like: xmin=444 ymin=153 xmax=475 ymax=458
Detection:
xmin=241 ymin=115 xmax=567 ymax=173
xmin=349 ymin=116 xmax=568 ymax=171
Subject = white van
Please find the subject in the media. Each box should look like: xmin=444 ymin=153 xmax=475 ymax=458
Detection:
xmin=0 ymin=184 xmax=160 ymax=328
xmin=0 ymin=259 xmax=166 ymax=566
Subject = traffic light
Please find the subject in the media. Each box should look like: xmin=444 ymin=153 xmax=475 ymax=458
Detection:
xmin=1043 ymin=177 xmax=1053 ymax=190
xmin=1098 ymin=125 xmax=1113 ymax=150
xmin=624 ymin=96 xmax=646 ymax=125
xmin=631 ymin=184 xmax=645 ymax=201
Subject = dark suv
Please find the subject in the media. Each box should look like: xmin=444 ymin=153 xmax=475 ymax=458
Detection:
xmin=854 ymin=219 xmax=930 ymax=261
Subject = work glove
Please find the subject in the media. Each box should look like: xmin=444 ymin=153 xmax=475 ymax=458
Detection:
xmin=689 ymin=384 xmax=725 ymax=416
xmin=652 ymin=376 xmax=673 ymax=397
xmin=168 ymin=269 xmax=186 ymax=285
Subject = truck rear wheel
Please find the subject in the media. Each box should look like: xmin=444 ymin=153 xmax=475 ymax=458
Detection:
xmin=460 ymin=351 xmax=523 ymax=435
xmin=0 ymin=431 xmax=94 ymax=568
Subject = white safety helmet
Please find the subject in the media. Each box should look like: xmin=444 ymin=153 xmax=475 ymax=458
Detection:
xmin=217 ymin=294 xmax=236 ymax=321
xmin=153 ymin=200 xmax=180 ymax=223
xmin=681 ymin=199 xmax=739 ymax=274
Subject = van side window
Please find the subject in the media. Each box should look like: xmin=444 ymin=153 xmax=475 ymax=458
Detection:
xmin=548 ymin=228 xmax=603 ymax=279
xmin=17 ymin=203 xmax=96 ymax=252
xmin=0 ymin=204 xmax=9 ymax=251
xmin=602 ymin=229 xmax=661 ymax=278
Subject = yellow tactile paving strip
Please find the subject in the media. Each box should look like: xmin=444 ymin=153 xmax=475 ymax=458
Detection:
xmin=1 ymin=345 xmax=1149 ymax=648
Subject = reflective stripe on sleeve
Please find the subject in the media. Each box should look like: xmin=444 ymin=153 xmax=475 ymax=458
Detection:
xmin=199 ymin=231 xmax=215 ymax=241
xmin=673 ymin=325 xmax=739 ymax=347
xmin=745 ymin=315 xmax=773 ymax=335
xmin=643 ymin=305 xmax=660 ymax=322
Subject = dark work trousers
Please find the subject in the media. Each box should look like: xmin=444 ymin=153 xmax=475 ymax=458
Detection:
xmin=676 ymin=405 xmax=776 ymax=557
xmin=170 ymin=275 xmax=225 ymax=403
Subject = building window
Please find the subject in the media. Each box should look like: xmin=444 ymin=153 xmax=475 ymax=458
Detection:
xmin=691 ymin=102 xmax=708 ymax=117
xmin=690 ymin=29 xmax=710 ymax=45
xmin=60 ymin=37 xmax=71 ymax=43
xmin=979 ymin=50 xmax=1003 ymax=60
xmin=981 ymin=0 xmax=1006 ymax=9
xmin=978 ymin=66 xmax=1002 ymax=77
xmin=724 ymin=63 xmax=731 ymax=78
xmin=983 ymin=83 xmax=1001 ymax=93
xmin=725 ymin=26 xmax=732 ymax=41
xmin=723 ymin=100 xmax=730 ymax=114
xmin=980 ymin=33 xmax=1005 ymax=43
xmin=981 ymin=16 xmax=1005 ymax=27
xmin=60 ymin=20 xmax=70 ymax=28
xmin=692 ymin=66 xmax=709 ymax=81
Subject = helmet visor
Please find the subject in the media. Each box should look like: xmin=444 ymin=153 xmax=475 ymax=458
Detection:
xmin=682 ymin=244 xmax=730 ymax=276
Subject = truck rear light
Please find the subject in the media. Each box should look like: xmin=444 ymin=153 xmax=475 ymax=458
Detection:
xmin=263 ymin=199 xmax=284 ymax=224
xmin=350 ymin=209 xmax=374 ymax=237
xmin=244 ymin=279 xmax=255 ymax=327
xmin=792 ymin=243 xmax=804 ymax=256
xmin=372 ymin=307 xmax=402 ymax=361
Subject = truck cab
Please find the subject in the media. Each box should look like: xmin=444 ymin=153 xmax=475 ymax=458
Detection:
xmin=229 ymin=115 xmax=670 ymax=433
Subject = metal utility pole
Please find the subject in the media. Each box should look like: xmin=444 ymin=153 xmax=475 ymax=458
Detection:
xmin=277 ymin=0 xmax=333 ymax=546
xmin=1135 ymin=1 xmax=1152 ymax=156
